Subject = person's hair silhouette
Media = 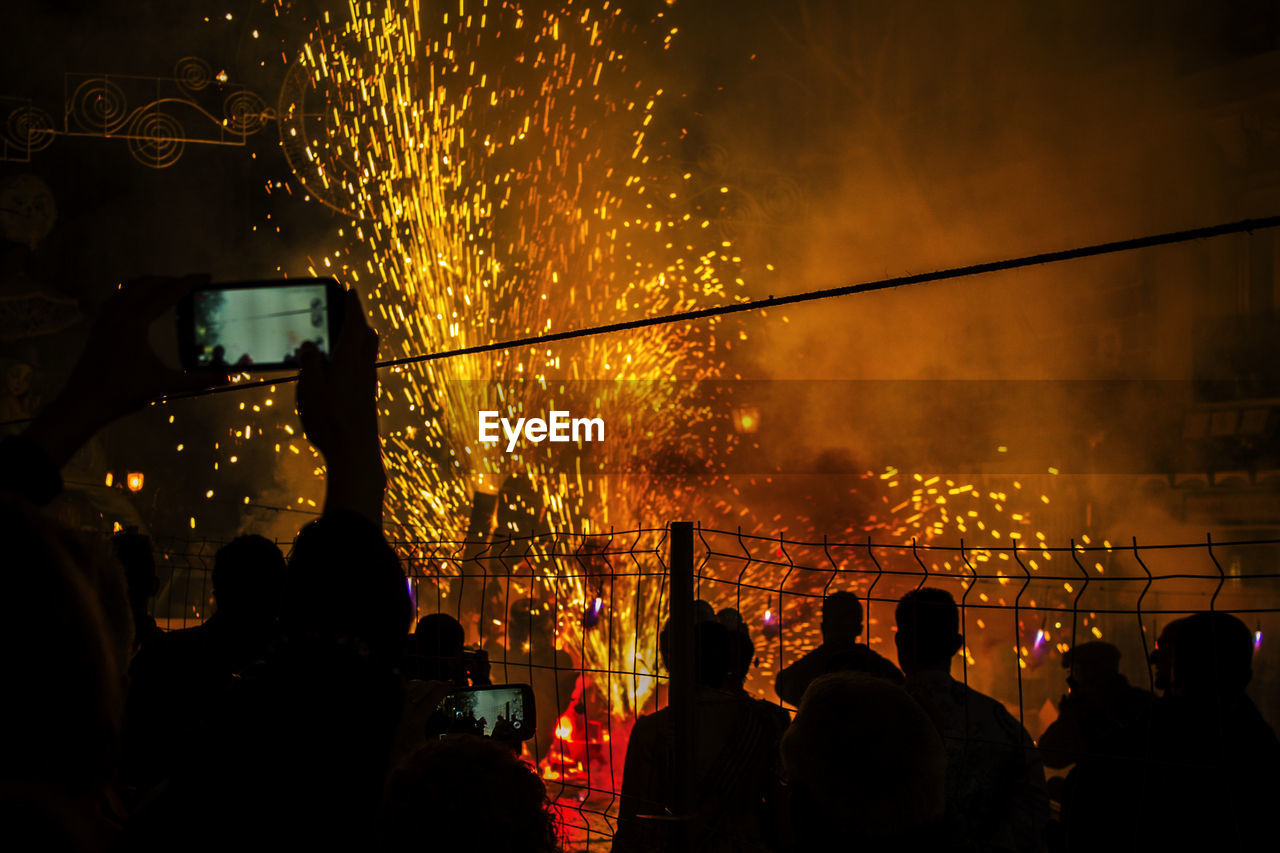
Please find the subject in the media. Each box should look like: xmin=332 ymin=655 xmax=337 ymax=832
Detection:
xmin=383 ymin=735 xmax=561 ymax=852
xmin=212 ymin=534 xmax=286 ymax=626
xmin=284 ymin=514 xmax=411 ymax=664
xmin=820 ymin=591 xmax=864 ymax=645
xmin=410 ymin=612 xmax=466 ymax=682
xmin=1170 ymin=611 xmax=1253 ymax=697
xmin=894 ymin=587 xmax=963 ymax=673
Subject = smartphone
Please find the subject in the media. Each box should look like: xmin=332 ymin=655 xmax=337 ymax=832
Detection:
xmin=428 ymin=683 xmax=536 ymax=741
xmin=176 ymin=277 xmax=345 ymax=370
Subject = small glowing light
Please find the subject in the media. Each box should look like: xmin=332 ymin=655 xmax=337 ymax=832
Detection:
xmin=126 ymin=472 xmax=144 ymax=492
xmin=104 ymin=472 xmax=114 ymax=487
xmin=732 ymin=405 xmax=760 ymax=434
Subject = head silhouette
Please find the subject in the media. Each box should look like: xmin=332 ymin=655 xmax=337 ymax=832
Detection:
xmin=718 ymin=608 xmax=755 ymax=689
xmin=658 ymin=616 xmax=733 ymax=688
xmin=1150 ymin=617 xmax=1188 ymax=694
xmin=112 ymin=530 xmax=156 ymax=618
xmin=894 ymin=587 xmax=963 ymax=675
xmin=384 ymin=735 xmax=560 ymax=852
xmin=412 ymin=612 xmax=466 ymax=681
xmin=1063 ymin=641 xmax=1122 ymax=693
xmin=821 ymin=591 xmax=863 ymax=645
xmin=213 ymin=534 xmax=286 ymax=626
xmin=1170 ymin=611 xmax=1253 ymax=697
xmin=284 ymin=515 xmax=410 ymax=665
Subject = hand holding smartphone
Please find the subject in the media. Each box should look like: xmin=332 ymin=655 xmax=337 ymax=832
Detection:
xmin=176 ymin=277 xmax=346 ymax=371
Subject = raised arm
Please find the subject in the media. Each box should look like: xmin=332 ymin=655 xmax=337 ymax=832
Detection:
xmin=295 ymin=288 xmax=385 ymax=525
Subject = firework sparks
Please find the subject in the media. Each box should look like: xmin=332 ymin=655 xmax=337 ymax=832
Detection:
xmin=274 ymin=0 xmax=748 ymax=716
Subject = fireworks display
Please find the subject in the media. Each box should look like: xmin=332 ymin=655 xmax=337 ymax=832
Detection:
xmin=265 ymin=0 xmax=762 ymax=715
xmin=196 ymin=1 xmax=1096 ymax=721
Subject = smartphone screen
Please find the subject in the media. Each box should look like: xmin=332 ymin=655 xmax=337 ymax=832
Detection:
xmin=430 ymin=684 xmax=536 ymax=741
xmin=178 ymin=278 xmax=343 ymax=370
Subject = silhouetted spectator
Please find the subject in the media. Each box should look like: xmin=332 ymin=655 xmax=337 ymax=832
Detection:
xmin=895 ymin=587 xmax=1048 ymax=852
xmin=125 ymin=289 xmax=412 ymax=851
xmin=720 ymin=606 xmax=791 ymax=732
xmin=1149 ymin=616 xmax=1187 ymax=696
xmin=775 ymin=591 xmax=902 ymax=706
xmin=487 ymin=598 xmax=576 ymax=764
xmin=123 ymin=535 xmax=287 ymax=789
xmin=382 ymin=735 xmax=562 ymax=851
xmin=1039 ymin=642 xmax=1154 ymax=852
xmin=781 ymin=672 xmax=947 ymax=852
xmin=0 ymin=498 xmax=126 ymax=852
xmin=394 ymin=613 xmax=472 ymax=765
xmin=1040 ymin=642 xmax=1154 ymax=770
xmin=113 ymin=529 xmax=161 ymax=652
xmin=1 ymin=275 xmax=222 ymax=850
xmin=1132 ymin=612 xmax=1279 ymax=850
xmin=407 ymin=612 xmax=469 ymax=683
xmin=614 ymin=620 xmax=783 ymax=853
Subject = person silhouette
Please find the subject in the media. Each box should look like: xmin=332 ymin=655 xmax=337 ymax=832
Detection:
xmin=895 ymin=587 xmax=1048 ymax=852
xmin=406 ymin=612 xmax=469 ymax=684
xmin=486 ymin=599 xmax=575 ymax=764
xmin=113 ymin=529 xmax=160 ymax=652
xmin=381 ymin=735 xmax=561 ymax=852
xmin=1039 ymin=641 xmax=1154 ymax=770
xmin=1132 ymin=612 xmax=1279 ymax=850
xmin=615 ymin=619 xmax=784 ymax=853
xmin=1039 ymin=642 xmax=1154 ymax=851
xmin=775 ymin=591 xmax=902 ymax=706
xmin=719 ymin=606 xmax=791 ymax=733
xmin=780 ymin=671 xmax=948 ymax=851
xmin=1149 ymin=616 xmax=1188 ymax=696
xmin=124 ymin=535 xmax=287 ymax=789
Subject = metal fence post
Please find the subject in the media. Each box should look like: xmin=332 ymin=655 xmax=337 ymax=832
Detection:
xmin=668 ymin=520 xmax=695 ymax=853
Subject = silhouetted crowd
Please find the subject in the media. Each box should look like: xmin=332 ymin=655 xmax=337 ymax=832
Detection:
xmin=2 ymin=277 xmax=1277 ymax=852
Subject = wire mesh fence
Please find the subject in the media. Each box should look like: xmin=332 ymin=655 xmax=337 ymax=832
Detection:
xmin=144 ymin=524 xmax=1280 ymax=850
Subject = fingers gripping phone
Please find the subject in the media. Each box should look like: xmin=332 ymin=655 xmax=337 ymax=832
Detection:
xmin=176 ymin=277 xmax=345 ymax=371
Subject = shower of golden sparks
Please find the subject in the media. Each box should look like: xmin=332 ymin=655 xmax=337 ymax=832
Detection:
xmin=272 ymin=0 xmax=751 ymax=715
xmin=706 ymin=461 xmax=1105 ymax=703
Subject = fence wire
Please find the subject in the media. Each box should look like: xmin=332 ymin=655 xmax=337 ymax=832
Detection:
xmin=145 ymin=526 xmax=1280 ymax=850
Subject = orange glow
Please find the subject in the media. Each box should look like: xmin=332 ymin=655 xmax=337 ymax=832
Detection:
xmin=126 ymin=472 xmax=144 ymax=492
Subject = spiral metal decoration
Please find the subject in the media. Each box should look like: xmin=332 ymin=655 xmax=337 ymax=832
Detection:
xmin=223 ymin=90 xmax=269 ymax=136
xmin=5 ymin=106 xmax=55 ymax=153
xmin=126 ymin=109 xmax=185 ymax=168
xmin=174 ymin=57 xmax=213 ymax=95
xmin=70 ymin=78 xmax=128 ymax=133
